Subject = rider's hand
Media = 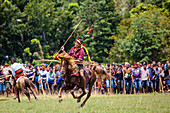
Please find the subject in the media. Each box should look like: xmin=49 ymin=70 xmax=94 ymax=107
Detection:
xmin=61 ymin=46 xmax=64 ymax=51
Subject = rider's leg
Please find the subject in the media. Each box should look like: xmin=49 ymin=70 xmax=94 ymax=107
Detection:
xmin=80 ymin=70 xmax=88 ymax=94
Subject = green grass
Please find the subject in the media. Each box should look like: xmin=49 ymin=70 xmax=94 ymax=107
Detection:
xmin=0 ymin=93 xmax=170 ymax=113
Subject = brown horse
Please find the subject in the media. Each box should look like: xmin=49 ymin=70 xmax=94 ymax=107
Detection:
xmin=58 ymin=57 xmax=96 ymax=107
xmin=15 ymin=76 xmax=38 ymax=103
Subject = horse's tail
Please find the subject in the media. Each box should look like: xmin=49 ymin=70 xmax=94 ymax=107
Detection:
xmin=92 ymin=65 xmax=113 ymax=79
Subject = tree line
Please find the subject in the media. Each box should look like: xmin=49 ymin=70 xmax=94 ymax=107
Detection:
xmin=0 ymin=0 xmax=169 ymax=64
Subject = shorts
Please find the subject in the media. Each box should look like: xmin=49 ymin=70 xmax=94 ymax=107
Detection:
xmin=125 ymin=79 xmax=132 ymax=87
xmin=0 ymin=83 xmax=6 ymax=92
xmin=149 ymin=80 xmax=155 ymax=88
xmin=134 ymin=78 xmax=142 ymax=89
xmin=5 ymin=82 xmax=11 ymax=89
xmin=48 ymin=78 xmax=54 ymax=84
xmin=142 ymin=80 xmax=149 ymax=88
xmin=106 ymin=79 xmax=116 ymax=88
xmin=117 ymin=80 xmax=123 ymax=89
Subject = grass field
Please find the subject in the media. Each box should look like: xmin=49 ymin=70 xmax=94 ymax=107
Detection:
xmin=0 ymin=93 xmax=170 ymax=113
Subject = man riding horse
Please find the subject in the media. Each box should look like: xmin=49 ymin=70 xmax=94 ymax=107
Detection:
xmin=11 ymin=57 xmax=26 ymax=99
xmin=61 ymin=38 xmax=88 ymax=94
xmin=11 ymin=57 xmax=38 ymax=102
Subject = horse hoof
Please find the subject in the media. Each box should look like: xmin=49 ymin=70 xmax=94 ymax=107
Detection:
xmin=35 ymin=98 xmax=38 ymax=101
xmin=79 ymin=104 xmax=84 ymax=107
xmin=77 ymin=99 xmax=81 ymax=103
xmin=59 ymin=99 xmax=63 ymax=103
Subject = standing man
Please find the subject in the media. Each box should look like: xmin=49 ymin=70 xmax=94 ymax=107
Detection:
xmin=132 ymin=63 xmax=142 ymax=94
xmin=116 ymin=64 xmax=123 ymax=94
xmin=47 ymin=67 xmax=56 ymax=94
xmin=11 ymin=57 xmax=26 ymax=99
xmin=61 ymin=38 xmax=88 ymax=93
xmin=124 ymin=62 xmax=132 ymax=94
xmin=39 ymin=65 xmax=48 ymax=93
xmin=141 ymin=64 xmax=149 ymax=93
xmin=154 ymin=64 xmax=161 ymax=92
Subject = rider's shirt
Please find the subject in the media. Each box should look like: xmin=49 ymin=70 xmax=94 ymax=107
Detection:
xmin=69 ymin=46 xmax=85 ymax=61
xmin=11 ymin=63 xmax=27 ymax=77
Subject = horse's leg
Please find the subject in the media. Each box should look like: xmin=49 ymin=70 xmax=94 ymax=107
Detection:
xmin=58 ymin=85 xmax=67 ymax=103
xmin=70 ymin=85 xmax=78 ymax=99
xmin=29 ymin=87 xmax=38 ymax=101
xmin=17 ymin=88 xmax=20 ymax=103
xmin=80 ymin=78 xmax=95 ymax=107
xmin=77 ymin=89 xmax=86 ymax=103
xmin=24 ymin=88 xmax=31 ymax=103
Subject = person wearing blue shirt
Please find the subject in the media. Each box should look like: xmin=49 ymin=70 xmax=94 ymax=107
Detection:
xmin=54 ymin=67 xmax=64 ymax=91
xmin=154 ymin=65 xmax=161 ymax=92
xmin=47 ymin=67 xmax=56 ymax=94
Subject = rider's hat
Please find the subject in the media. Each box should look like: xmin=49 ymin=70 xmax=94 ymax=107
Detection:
xmin=76 ymin=38 xmax=83 ymax=45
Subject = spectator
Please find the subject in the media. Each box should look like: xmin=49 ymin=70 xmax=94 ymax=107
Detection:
xmin=124 ymin=62 xmax=132 ymax=94
xmin=116 ymin=64 xmax=123 ymax=94
xmin=54 ymin=67 xmax=64 ymax=92
xmin=47 ymin=67 xmax=56 ymax=94
xmin=3 ymin=63 xmax=12 ymax=97
xmin=154 ymin=65 xmax=161 ymax=92
xmin=141 ymin=64 xmax=149 ymax=93
xmin=149 ymin=65 xmax=155 ymax=93
xmin=32 ymin=65 xmax=40 ymax=92
xmin=132 ymin=63 xmax=142 ymax=94
xmin=0 ymin=66 xmax=6 ymax=95
xmin=39 ymin=65 xmax=48 ymax=94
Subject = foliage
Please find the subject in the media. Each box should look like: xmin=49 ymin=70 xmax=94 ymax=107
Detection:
xmin=73 ymin=0 xmax=121 ymax=63
xmin=110 ymin=4 xmax=170 ymax=63
xmin=0 ymin=0 xmax=169 ymax=64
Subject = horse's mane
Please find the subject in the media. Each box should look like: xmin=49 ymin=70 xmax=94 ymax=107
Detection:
xmin=58 ymin=52 xmax=79 ymax=75
xmin=67 ymin=59 xmax=79 ymax=75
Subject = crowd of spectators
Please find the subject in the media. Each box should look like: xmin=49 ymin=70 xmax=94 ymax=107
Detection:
xmin=0 ymin=60 xmax=169 ymax=97
xmin=94 ymin=61 xmax=170 ymax=94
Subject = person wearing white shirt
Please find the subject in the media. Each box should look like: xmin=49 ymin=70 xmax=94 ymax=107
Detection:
xmin=141 ymin=64 xmax=149 ymax=93
xmin=38 ymin=66 xmax=48 ymax=92
xmin=11 ymin=57 xmax=26 ymax=99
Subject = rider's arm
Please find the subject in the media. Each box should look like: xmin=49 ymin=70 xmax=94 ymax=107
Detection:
xmin=61 ymin=46 xmax=67 ymax=55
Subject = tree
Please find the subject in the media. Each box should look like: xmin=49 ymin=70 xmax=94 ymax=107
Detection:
xmin=73 ymin=0 xmax=121 ymax=63
xmin=110 ymin=4 xmax=170 ymax=63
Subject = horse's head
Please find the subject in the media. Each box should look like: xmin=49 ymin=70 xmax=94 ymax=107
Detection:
xmin=59 ymin=56 xmax=79 ymax=75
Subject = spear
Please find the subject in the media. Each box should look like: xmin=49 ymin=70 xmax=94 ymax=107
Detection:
xmin=47 ymin=19 xmax=83 ymax=67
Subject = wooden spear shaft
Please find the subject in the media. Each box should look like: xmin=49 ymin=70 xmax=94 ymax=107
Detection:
xmin=48 ymin=20 xmax=83 ymax=67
